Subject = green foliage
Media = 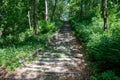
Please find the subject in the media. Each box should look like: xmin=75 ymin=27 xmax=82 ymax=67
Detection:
xmin=0 ymin=19 xmax=56 ymax=70
xmin=0 ymin=33 xmax=52 ymax=70
xmin=0 ymin=18 xmax=57 ymax=70
xmin=0 ymin=0 xmax=63 ymax=71
xmin=71 ymin=15 xmax=120 ymax=79
xmin=92 ymin=71 xmax=120 ymax=80
xmin=69 ymin=0 xmax=120 ymax=79
xmin=71 ymin=17 xmax=103 ymax=42
xmin=38 ymin=20 xmax=57 ymax=34
xmin=87 ymin=29 xmax=120 ymax=70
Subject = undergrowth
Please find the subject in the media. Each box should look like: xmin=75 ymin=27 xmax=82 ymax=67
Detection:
xmin=70 ymin=15 xmax=120 ymax=79
xmin=0 ymin=21 xmax=57 ymax=70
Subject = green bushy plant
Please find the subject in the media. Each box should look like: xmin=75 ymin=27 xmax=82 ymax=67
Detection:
xmin=71 ymin=17 xmax=103 ymax=42
xmin=71 ymin=14 xmax=120 ymax=79
xmin=87 ymin=26 xmax=120 ymax=72
xmin=0 ymin=33 xmax=50 ymax=70
xmin=38 ymin=20 xmax=57 ymax=34
xmin=92 ymin=71 xmax=120 ymax=80
xmin=0 ymin=19 xmax=57 ymax=70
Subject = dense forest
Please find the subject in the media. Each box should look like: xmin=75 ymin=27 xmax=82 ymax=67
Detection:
xmin=0 ymin=0 xmax=120 ymax=79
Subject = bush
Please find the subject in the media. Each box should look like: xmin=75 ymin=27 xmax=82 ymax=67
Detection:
xmin=0 ymin=20 xmax=57 ymax=70
xmin=87 ymin=27 xmax=120 ymax=72
xmin=71 ymin=17 xmax=103 ymax=42
xmin=92 ymin=71 xmax=120 ymax=80
xmin=71 ymin=16 xmax=120 ymax=79
xmin=0 ymin=33 xmax=50 ymax=70
xmin=38 ymin=20 xmax=57 ymax=34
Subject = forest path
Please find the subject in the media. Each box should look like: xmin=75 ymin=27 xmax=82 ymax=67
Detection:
xmin=5 ymin=21 xmax=90 ymax=80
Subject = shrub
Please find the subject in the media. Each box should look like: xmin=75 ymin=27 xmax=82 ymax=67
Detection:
xmin=92 ymin=71 xmax=120 ymax=80
xmin=71 ymin=16 xmax=120 ymax=79
xmin=0 ymin=20 xmax=57 ymax=70
xmin=87 ymin=26 xmax=120 ymax=72
xmin=38 ymin=20 xmax=57 ymax=34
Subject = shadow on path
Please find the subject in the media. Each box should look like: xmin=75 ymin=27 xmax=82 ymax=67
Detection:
xmin=5 ymin=21 xmax=91 ymax=80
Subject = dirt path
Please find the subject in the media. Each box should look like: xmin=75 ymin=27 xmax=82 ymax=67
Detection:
xmin=5 ymin=21 xmax=90 ymax=80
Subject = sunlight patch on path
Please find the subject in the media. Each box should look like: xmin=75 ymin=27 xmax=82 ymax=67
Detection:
xmin=6 ymin=21 xmax=87 ymax=80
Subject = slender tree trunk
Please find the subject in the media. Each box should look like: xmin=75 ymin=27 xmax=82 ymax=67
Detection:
xmin=28 ymin=11 xmax=32 ymax=30
xmin=80 ymin=1 xmax=83 ymax=19
xmin=51 ymin=0 xmax=58 ymax=21
xmin=33 ymin=0 xmax=37 ymax=35
xmin=45 ymin=0 xmax=48 ymax=21
xmin=101 ymin=0 xmax=108 ymax=30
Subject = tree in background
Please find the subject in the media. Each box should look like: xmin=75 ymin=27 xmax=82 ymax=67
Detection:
xmin=45 ymin=0 xmax=48 ymax=21
xmin=51 ymin=0 xmax=58 ymax=21
xmin=101 ymin=0 xmax=108 ymax=30
xmin=33 ymin=0 xmax=37 ymax=35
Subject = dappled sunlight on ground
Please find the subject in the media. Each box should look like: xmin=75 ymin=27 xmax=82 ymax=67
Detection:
xmin=4 ymin=21 xmax=90 ymax=80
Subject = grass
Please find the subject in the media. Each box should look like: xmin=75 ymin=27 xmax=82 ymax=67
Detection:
xmin=0 ymin=32 xmax=55 ymax=70
xmin=0 ymin=20 xmax=59 ymax=70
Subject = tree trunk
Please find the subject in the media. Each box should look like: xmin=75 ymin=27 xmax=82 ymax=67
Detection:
xmin=45 ymin=0 xmax=48 ymax=21
xmin=80 ymin=1 xmax=83 ymax=19
xmin=101 ymin=0 xmax=108 ymax=30
xmin=28 ymin=11 xmax=32 ymax=30
xmin=33 ymin=0 xmax=37 ymax=35
xmin=51 ymin=0 xmax=58 ymax=21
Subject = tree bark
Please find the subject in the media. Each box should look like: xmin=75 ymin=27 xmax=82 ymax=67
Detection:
xmin=51 ymin=0 xmax=58 ymax=21
xmin=45 ymin=0 xmax=48 ymax=21
xmin=28 ymin=11 xmax=32 ymax=30
xmin=101 ymin=0 xmax=108 ymax=30
xmin=33 ymin=0 xmax=37 ymax=35
xmin=80 ymin=0 xmax=83 ymax=19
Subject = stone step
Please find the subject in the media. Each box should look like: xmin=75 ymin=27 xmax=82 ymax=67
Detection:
xmin=60 ymin=29 xmax=70 ymax=31
xmin=32 ymin=61 xmax=78 ymax=66
xmin=24 ymin=67 xmax=81 ymax=74
xmin=24 ymin=68 xmax=43 ymax=72
xmin=6 ymin=72 xmax=41 ymax=80
xmin=26 ymin=64 xmax=53 ymax=68
xmin=44 ymin=71 xmax=81 ymax=74
xmin=24 ymin=66 xmax=67 ymax=72
xmin=36 ymin=58 xmax=80 ymax=61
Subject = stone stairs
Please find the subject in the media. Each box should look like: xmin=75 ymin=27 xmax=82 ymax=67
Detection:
xmin=5 ymin=21 xmax=88 ymax=80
